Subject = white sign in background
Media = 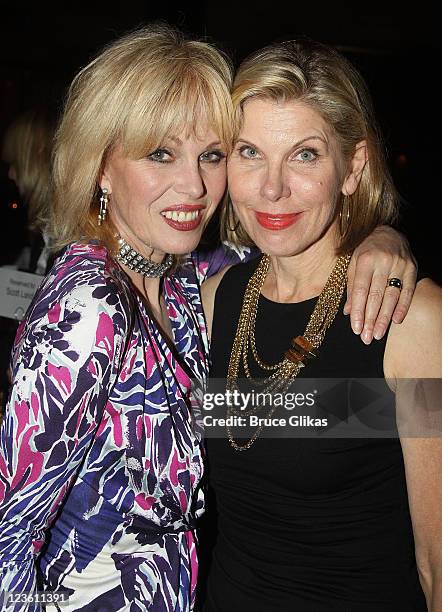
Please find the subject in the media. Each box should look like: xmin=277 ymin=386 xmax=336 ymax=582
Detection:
xmin=0 ymin=267 xmax=41 ymax=320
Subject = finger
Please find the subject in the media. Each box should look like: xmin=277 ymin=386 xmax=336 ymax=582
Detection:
xmin=344 ymin=257 xmax=356 ymax=315
xmin=343 ymin=293 xmax=351 ymax=316
xmin=348 ymin=263 xmax=374 ymax=335
xmin=392 ymin=263 xmax=417 ymax=323
xmin=360 ymin=275 xmax=386 ymax=344
xmin=372 ymin=285 xmax=402 ymax=340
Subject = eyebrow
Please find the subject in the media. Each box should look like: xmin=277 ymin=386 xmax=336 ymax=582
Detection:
xmin=206 ymin=141 xmax=223 ymax=149
xmin=166 ymin=137 xmax=223 ymax=149
xmin=236 ymin=135 xmax=328 ymax=149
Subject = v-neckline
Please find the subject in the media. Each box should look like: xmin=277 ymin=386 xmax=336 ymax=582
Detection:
xmin=136 ymin=278 xmax=198 ymax=390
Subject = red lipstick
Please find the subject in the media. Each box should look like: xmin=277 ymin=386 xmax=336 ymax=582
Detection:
xmin=255 ymin=212 xmax=301 ymax=230
xmin=161 ymin=204 xmax=205 ymax=212
xmin=161 ymin=204 xmax=205 ymax=232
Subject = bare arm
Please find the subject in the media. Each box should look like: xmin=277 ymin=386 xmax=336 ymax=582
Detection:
xmin=385 ymin=279 xmax=442 ymax=610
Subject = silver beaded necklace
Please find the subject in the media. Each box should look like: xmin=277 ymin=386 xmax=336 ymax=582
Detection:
xmin=116 ymin=237 xmax=174 ymax=278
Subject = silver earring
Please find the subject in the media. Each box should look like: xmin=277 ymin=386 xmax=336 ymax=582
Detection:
xmin=98 ymin=188 xmax=109 ymax=226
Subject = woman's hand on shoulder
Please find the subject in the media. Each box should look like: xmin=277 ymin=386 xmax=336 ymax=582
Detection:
xmin=345 ymin=226 xmax=417 ymax=344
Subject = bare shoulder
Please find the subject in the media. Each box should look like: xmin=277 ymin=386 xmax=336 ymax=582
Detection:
xmin=393 ymin=278 xmax=442 ymax=338
xmin=201 ymin=265 xmax=233 ymax=341
xmin=385 ymin=278 xmax=442 ymax=379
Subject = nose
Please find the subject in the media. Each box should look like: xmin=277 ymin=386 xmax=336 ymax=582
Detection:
xmin=260 ymin=163 xmax=291 ymax=202
xmin=174 ymin=160 xmax=206 ymax=200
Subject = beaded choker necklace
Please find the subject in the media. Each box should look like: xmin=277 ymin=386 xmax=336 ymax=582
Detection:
xmin=116 ymin=237 xmax=174 ymax=278
xmin=226 ymin=253 xmax=351 ymax=451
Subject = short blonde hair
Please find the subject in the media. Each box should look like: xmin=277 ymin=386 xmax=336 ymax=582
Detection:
xmin=51 ymin=24 xmax=234 ymax=251
xmin=222 ymin=39 xmax=399 ymax=254
xmin=1 ymin=108 xmax=55 ymax=232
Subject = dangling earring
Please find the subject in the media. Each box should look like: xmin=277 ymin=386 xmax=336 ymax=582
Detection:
xmin=98 ymin=188 xmax=109 ymax=226
xmin=339 ymin=196 xmax=351 ymax=236
xmin=227 ymin=198 xmax=240 ymax=233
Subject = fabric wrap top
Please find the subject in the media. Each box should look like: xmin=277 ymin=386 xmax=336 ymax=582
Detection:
xmin=0 ymin=242 xmax=248 ymax=611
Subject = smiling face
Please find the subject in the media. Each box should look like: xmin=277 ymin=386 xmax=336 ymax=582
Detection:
xmin=100 ymin=126 xmax=227 ymax=261
xmin=228 ymin=98 xmax=365 ymax=259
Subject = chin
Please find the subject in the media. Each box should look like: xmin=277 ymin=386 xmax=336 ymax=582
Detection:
xmin=249 ymin=218 xmax=334 ymax=259
xmin=250 ymin=233 xmax=301 ymax=258
xmin=260 ymin=246 xmax=304 ymax=258
xmin=160 ymin=234 xmax=203 ymax=256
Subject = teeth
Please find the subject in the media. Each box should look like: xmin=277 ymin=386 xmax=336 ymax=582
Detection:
xmin=162 ymin=210 xmax=200 ymax=222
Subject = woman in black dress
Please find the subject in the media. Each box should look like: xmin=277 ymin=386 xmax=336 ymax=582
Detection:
xmin=202 ymin=39 xmax=441 ymax=611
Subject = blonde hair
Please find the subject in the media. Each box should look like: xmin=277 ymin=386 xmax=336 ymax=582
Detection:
xmin=51 ymin=23 xmax=234 ymax=251
xmin=1 ymin=108 xmax=55 ymax=232
xmin=222 ymin=39 xmax=399 ymax=254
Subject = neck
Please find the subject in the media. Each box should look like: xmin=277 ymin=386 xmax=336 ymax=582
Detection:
xmin=123 ymin=266 xmax=173 ymax=340
xmin=123 ymin=268 xmax=162 ymax=311
xmin=262 ymin=228 xmax=339 ymax=303
xmin=116 ymin=223 xmax=165 ymax=264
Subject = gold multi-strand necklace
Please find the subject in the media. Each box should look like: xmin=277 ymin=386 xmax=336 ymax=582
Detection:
xmin=226 ymin=253 xmax=351 ymax=451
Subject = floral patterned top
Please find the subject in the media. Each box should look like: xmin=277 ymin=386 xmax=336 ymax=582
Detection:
xmin=0 ymin=242 xmax=249 ymax=611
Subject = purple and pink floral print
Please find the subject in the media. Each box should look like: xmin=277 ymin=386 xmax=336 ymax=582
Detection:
xmin=0 ymin=242 xmax=249 ymax=611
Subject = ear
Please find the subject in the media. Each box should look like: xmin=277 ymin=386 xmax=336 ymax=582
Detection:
xmin=341 ymin=140 xmax=368 ymax=196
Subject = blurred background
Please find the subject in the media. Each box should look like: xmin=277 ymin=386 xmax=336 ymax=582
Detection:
xmin=0 ymin=4 xmax=440 ymax=278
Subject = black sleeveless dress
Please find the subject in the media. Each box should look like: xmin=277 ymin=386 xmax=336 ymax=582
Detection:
xmin=203 ymin=257 xmax=427 ymax=611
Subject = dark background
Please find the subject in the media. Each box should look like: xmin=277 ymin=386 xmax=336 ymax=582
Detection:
xmin=0 ymin=5 xmax=440 ymax=280
xmin=0 ymin=5 xmax=440 ymax=602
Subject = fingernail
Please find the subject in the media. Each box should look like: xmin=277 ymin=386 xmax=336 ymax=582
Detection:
xmin=361 ymin=331 xmax=372 ymax=345
xmin=373 ymin=326 xmax=384 ymax=340
xmin=353 ymin=321 xmax=362 ymax=335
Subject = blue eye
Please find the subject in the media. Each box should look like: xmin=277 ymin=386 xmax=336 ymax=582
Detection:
xmin=200 ymin=150 xmax=226 ymax=163
xmin=239 ymin=145 xmax=259 ymax=159
xmin=147 ymin=149 xmax=172 ymax=163
xmin=296 ymin=149 xmax=317 ymax=162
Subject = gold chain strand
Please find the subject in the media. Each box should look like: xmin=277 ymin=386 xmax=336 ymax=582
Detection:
xmin=226 ymin=253 xmax=351 ymax=450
